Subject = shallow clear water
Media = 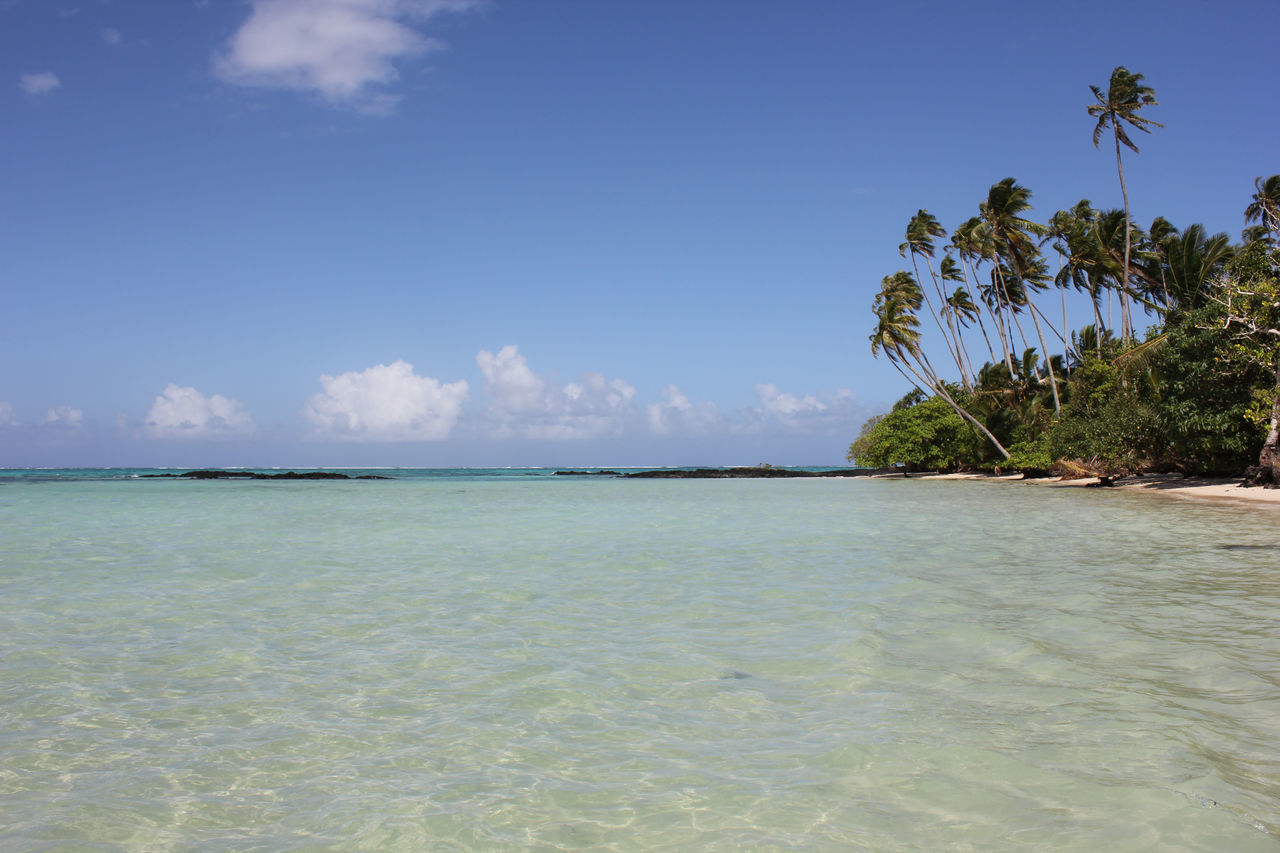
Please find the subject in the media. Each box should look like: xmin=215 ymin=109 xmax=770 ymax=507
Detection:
xmin=2 ymin=472 xmax=1278 ymax=850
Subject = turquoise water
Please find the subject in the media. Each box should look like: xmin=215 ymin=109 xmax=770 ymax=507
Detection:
xmin=2 ymin=471 xmax=1278 ymax=850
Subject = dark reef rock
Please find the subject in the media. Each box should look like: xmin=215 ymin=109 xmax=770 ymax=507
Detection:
xmin=144 ymin=470 xmax=391 ymax=481
xmin=554 ymin=470 xmax=622 ymax=476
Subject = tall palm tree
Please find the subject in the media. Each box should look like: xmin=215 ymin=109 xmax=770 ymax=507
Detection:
xmin=1088 ymin=66 xmax=1162 ymax=343
xmin=979 ymin=178 xmax=1047 ymax=379
xmin=942 ymin=253 xmax=994 ymax=371
xmin=952 ymin=217 xmax=1016 ymax=378
xmin=1043 ymin=208 xmax=1082 ymax=372
xmin=1092 ymin=208 xmax=1140 ymax=330
xmin=942 ymin=284 xmax=979 ymax=381
xmin=1145 ymin=215 xmax=1179 ymax=313
xmin=1008 ymin=252 xmax=1062 ymax=413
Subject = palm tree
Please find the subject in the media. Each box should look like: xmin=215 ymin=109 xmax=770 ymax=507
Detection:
xmin=900 ymin=211 xmax=971 ymax=389
xmin=978 ymin=178 xmax=1048 ymax=381
xmin=1088 ymin=66 xmax=1162 ymax=344
xmin=1043 ymin=208 xmax=1081 ymax=372
xmin=1145 ymin=215 xmax=1179 ymax=313
xmin=1008 ymin=252 xmax=1062 ymax=413
xmin=942 ymin=284 xmax=979 ymax=381
xmin=1052 ymin=200 xmax=1111 ymax=353
xmin=1092 ymin=208 xmax=1140 ymax=330
xmin=1242 ymin=225 xmax=1275 ymax=248
xmin=952 ymin=217 xmax=1016 ymax=378
xmin=1157 ymin=223 xmax=1234 ymax=310
xmin=873 ymin=269 xmax=923 ymax=313
xmin=1245 ymin=174 xmax=1280 ymax=243
xmin=870 ymin=276 xmax=1010 ymax=459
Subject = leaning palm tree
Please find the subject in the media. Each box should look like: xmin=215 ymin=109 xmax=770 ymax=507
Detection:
xmin=1088 ymin=66 xmax=1162 ymax=343
xmin=870 ymin=281 xmax=1010 ymax=459
xmin=943 ymin=285 xmax=979 ymax=381
xmin=900 ymin=211 xmax=970 ymax=389
xmin=953 ymin=216 xmax=1016 ymax=378
xmin=979 ymin=178 xmax=1047 ymax=376
xmin=1056 ymin=200 xmax=1112 ymax=344
xmin=1007 ymin=252 xmax=1062 ymax=413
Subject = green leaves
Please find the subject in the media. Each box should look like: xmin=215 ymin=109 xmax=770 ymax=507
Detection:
xmin=1088 ymin=66 xmax=1162 ymax=153
xmin=846 ymin=396 xmax=978 ymax=470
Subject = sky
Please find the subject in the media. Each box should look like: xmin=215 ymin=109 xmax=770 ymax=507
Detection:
xmin=3 ymin=0 xmax=1277 ymax=468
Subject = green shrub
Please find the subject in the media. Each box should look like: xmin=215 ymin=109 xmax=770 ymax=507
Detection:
xmin=848 ymin=396 xmax=979 ymax=470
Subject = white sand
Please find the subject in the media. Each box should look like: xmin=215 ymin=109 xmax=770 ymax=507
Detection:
xmin=919 ymin=471 xmax=1280 ymax=509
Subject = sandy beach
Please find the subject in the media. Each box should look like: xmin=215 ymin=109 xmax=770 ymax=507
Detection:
xmin=920 ymin=471 xmax=1280 ymax=509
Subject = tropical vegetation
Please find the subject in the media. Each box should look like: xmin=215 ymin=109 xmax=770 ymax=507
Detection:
xmin=851 ymin=66 xmax=1280 ymax=482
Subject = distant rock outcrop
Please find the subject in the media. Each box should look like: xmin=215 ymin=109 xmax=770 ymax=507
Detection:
xmin=141 ymin=470 xmax=391 ymax=480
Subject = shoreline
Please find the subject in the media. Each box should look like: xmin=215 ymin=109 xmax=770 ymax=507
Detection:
xmin=919 ymin=471 xmax=1280 ymax=509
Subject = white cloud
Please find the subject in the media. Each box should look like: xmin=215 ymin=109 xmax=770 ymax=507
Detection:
xmin=305 ymin=360 xmax=468 ymax=441
xmin=739 ymin=384 xmax=861 ymax=434
xmin=755 ymin=383 xmax=828 ymax=417
xmin=646 ymin=384 xmax=725 ymax=436
xmin=476 ymin=346 xmax=637 ymax=440
xmin=214 ymin=0 xmax=479 ymax=108
xmin=101 ymin=27 xmax=122 ymax=46
xmin=0 ymin=401 xmax=17 ymax=428
xmin=44 ymin=405 xmax=84 ymax=429
xmin=20 ymin=72 xmax=61 ymax=95
xmin=145 ymin=385 xmax=256 ymax=439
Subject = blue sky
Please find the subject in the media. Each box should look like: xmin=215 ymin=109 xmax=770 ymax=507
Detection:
xmin=3 ymin=0 xmax=1277 ymax=467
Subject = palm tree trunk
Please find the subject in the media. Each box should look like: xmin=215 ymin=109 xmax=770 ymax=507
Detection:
xmin=897 ymin=350 xmax=1011 ymax=459
xmin=959 ymin=253 xmax=1002 ymax=372
xmin=924 ymin=255 xmax=973 ymax=388
xmin=1260 ymin=356 xmax=1280 ymax=483
xmin=993 ymin=264 xmax=1039 ymax=379
xmin=1056 ymin=252 xmax=1074 ymax=374
xmin=908 ymin=253 xmax=970 ymax=391
xmin=1090 ymin=288 xmax=1106 ymax=355
xmin=980 ymin=264 xmax=1019 ymax=380
xmin=887 ymin=355 xmax=929 ymax=398
xmin=1114 ymin=130 xmax=1134 ymax=343
xmin=954 ymin=321 xmax=977 ymax=384
xmin=1028 ymin=304 xmax=1061 ymax=414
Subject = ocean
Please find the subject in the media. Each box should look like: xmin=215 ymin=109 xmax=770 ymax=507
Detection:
xmin=2 ymin=469 xmax=1278 ymax=850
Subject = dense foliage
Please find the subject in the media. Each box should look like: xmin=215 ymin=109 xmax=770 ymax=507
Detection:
xmin=850 ymin=66 xmax=1279 ymax=479
xmin=850 ymin=395 xmax=976 ymax=471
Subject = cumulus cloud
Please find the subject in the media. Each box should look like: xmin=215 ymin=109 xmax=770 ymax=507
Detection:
xmin=214 ymin=0 xmax=479 ymax=108
xmin=44 ymin=405 xmax=84 ymax=429
xmin=305 ymin=360 xmax=468 ymax=441
xmin=754 ymin=383 xmax=828 ymax=417
xmin=646 ymin=385 xmax=725 ymax=436
xmin=145 ymin=384 xmax=256 ymax=439
xmin=20 ymin=72 xmax=61 ymax=95
xmin=0 ymin=401 xmax=17 ymax=428
xmin=739 ymin=383 xmax=862 ymax=434
xmin=101 ymin=27 xmax=122 ymax=46
xmin=476 ymin=346 xmax=637 ymax=440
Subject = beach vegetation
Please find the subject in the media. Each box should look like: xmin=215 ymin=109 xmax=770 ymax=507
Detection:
xmin=847 ymin=395 xmax=977 ymax=471
xmin=853 ymin=65 xmax=1279 ymax=481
